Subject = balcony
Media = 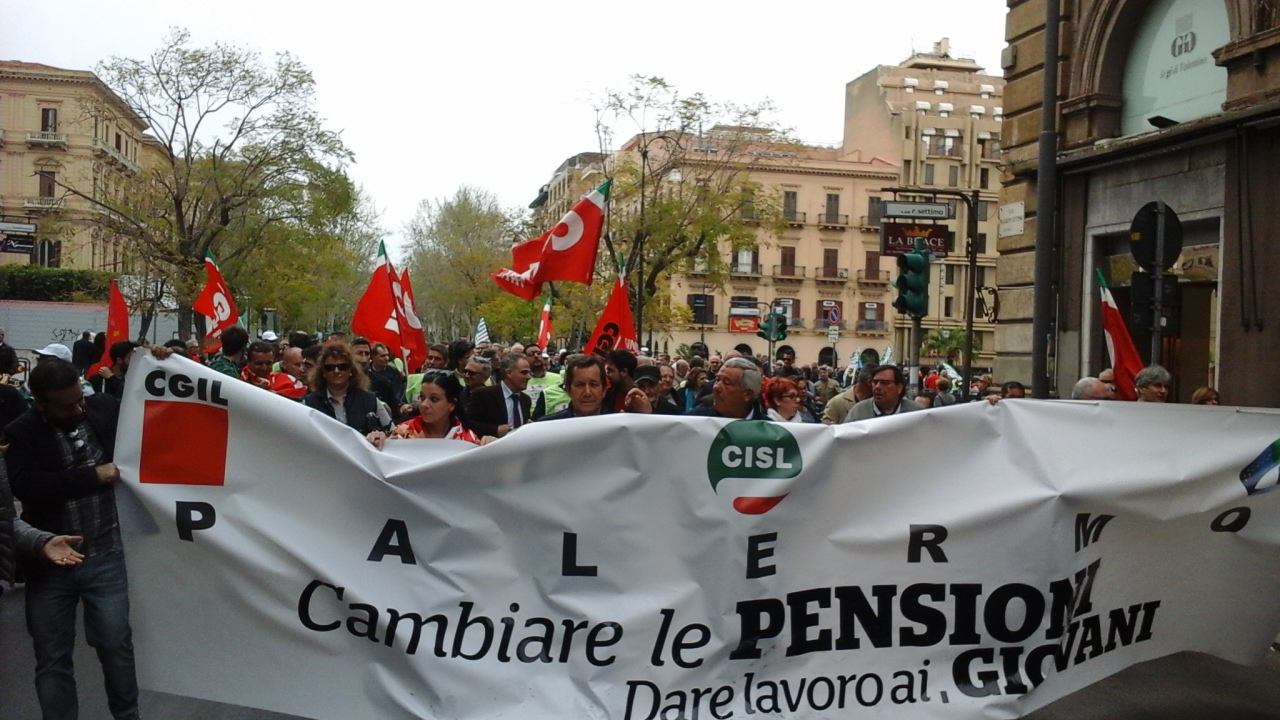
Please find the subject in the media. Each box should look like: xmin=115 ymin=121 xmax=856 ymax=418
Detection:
xmin=857 ymin=269 xmax=890 ymax=286
xmin=813 ymin=319 xmax=847 ymax=330
xmin=926 ymin=146 xmax=964 ymax=158
xmin=788 ymin=317 xmax=806 ymax=329
xmin=26 ymin=131 xmax=67 ymax=147
xmin=783 ymin=210 xmax=806 ymax=227
xmin=729 ymin=263 xmax=763 ymax=277
xmin=686 ymin=264 xmax=710 ymax=277
xmin=24 ymin=196 xmax=64 ymax=211
xmin=771 ymin=265 xmax=806 ymax=283
xmin=692 ymin=314 xmax=718 ymax=326
xmin=814 ymin=267 xmax=849 ymax=284
xmin=856 ymin=320 xmax=889 ymax=334
xmin=816 ymin=213 xmax=848 ymax=229
xmin=858 ymin=215 xmax=882 ymax=230
xmin=741 ymin=209 xmax=763 ymax=223
xmin=92 ymin=137 xmax=142 ymax=173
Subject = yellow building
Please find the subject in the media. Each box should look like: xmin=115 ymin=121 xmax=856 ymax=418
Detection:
xmin=841 ymin=39 xmax=1005 ymax=372
xmin=0 ymin=61 xmax=148 ymax=271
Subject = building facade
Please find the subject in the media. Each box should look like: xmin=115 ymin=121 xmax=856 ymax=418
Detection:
xmin=0 ymin=61 xmax=148 ymax=271
xmin=841 ymin=40 xmax=1005 ymax=372
xmin=1000 ymin=0 xmax=1280 ymax=404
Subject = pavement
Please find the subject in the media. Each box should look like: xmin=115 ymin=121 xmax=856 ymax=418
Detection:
xmin=6 ymin=580 xmax=1280 ymax=719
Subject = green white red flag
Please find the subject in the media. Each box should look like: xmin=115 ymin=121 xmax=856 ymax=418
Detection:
xmin=352 ymin=242 xmax=406 ymax=362
xmin=398 ymin=268 xmax=428 ymax=372
xmin=535 ymin=298 xmax=552 ymax=350
xmin=87 ymin=277 xmax=129 ymax=378
xmin=193 ymin=251 xmax=239 ymax=353
xmin=1096 ymin=270 xmax=1144 ymax=401
xmin=585 ymin=276 xmax=639 ymax=357
xmin=492 ymin=180 xmax=610 ymax=300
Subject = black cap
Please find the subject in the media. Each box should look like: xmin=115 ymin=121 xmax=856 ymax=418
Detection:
xmin=633 ymin=366 xmax=661 ymax=386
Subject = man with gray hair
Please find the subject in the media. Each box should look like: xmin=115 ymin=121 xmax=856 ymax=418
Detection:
xmin=684 ymin=357 xmax=768 ymax=419
xmin=1134 ymin=365 xmax=1172 ymax=403
xmin=1071 ymin=377 xmax=1115 ymax=400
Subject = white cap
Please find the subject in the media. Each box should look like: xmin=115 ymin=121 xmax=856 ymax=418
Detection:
xmin=34 ymin=343 xmax=73 ymax=363
xmin=261 ymin=331 xmax=279 ymax=342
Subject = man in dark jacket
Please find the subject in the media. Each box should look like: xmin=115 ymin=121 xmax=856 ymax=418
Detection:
xmin=684 ymin=357 xmax=769 ymax=420
xmin=4 ymin=358 xmax=140 ymax=720
xmin=466 ymin=354 xmax=532 ymax=437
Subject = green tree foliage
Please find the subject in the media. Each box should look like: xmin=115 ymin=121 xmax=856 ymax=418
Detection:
xmin=81 ymin=28 xmax=355 ymax=338
xmin=0 ymin=266 xmax=113 ymax=302
xmin=921 ymin=328 xmax=980 ymax=363
xmin=404 ymin=186 xmax=527 ymax=342
xmin=596 ymin=76 xmax=794 ymax=338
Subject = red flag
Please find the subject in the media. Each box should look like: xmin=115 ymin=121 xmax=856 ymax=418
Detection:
xmin=492 ymin=180 xmax=610 ymax=299
xmin=192 ymin=251 xmax=239 ymax=353
xmin=585 ymin=277 xmax=639 ymax=357
xmin=351 ymin=242 xmax=405 ymax=361
xmin=536 ymin=297 xmax=553 ymax=350
xmin=87 ymin=278 xmax=129 ymax=378
xmin=1097 ymin=270 xmax=1144 ymax=401
xmin=398 ymin=268 xmax=427 ymax=372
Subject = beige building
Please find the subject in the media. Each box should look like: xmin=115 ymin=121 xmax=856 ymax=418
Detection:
xmin=841 ymin=40 xmax=1005 ymax=372
xmin=0 ymin=61 xmax=149 ymax=271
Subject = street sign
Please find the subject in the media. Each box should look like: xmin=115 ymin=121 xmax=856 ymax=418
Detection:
xmin=0 ymin=221 xmax=37 ymax=234
xmin=883 ymin=201 xmax=951 ymax=219
xmin=827 ymin=306 xmax=842 ymax=326
xmin=1129 ymin=202 xmax=1183 ymax=272
xmin=827 ymin=326 xmax=840 ymax=343
xmin=881 ymin=222 xmax=954 ymax=257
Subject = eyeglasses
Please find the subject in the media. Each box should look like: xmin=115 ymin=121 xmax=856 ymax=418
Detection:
xmin=778 ymin=394 xmax=801 ymax=400
xmin=322 ymin=363 xmax=351 ymax=373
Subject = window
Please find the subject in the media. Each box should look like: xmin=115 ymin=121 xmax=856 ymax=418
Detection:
xmin=927 ymin=135 xmax=960 ymax=157
xmin=923 ymin=164 xmax=935 ymax=185
xmin=33 ymin=239 xmax=61 ymax=268
xmin=817 ymin=300 xmax=844 ymax=321
xmin=945 ymin=264 xmax=956 ymax=285
xmin=824 ymin=193 xmax=840 ymax=222
xmin=733 ymin=247 xmax=760 ymax=274
xmin=975 ymin=233 xmax=988 ymax=254
xmin=978 ymin=201 xmax=992 ymax=221
xmin=903 ymin=160 xmax=912 ymax=184
xmin=773 ymin=298 xmax=796 ymax=321
xmin=41 ymin=108 xmax=58 ymax=132
xmin=945 ymin=297 xmax=954 ymax=317
xmin=688 ymin=294 xmax=715 ymax=324
xmin=860 ymin=302 xmax=878 ymax=321
xmin=38 ymin=171 xmax=56 ymax=198
xmin=867 ymin=196 xmax=884 ymax=225
xmin=948 ymin=165 xmax=959 ymax=187
xmin=783 ymin=190 xmax=798 ymax=216
xmin=822 ymin=249 xmax=838 ymax=277
xmin=780 ymin=246 xmax=796 ymax=273
xmin=730 ymin=296 xmax=758 ymax=311
xmin=865 ymin=251 xmax=881 ymax=274
xmin=115 ymin=132 xmax=122 ymax=152
xmin=980 ymin=167 xmax=991 ymax=189
xmin=974 ymin=267 xmax=988 ymax=287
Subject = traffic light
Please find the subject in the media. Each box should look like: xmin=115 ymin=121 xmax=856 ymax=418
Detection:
xmin=772 ymin=312 xmax=788 ymax=341
xmin=893 ymin=249 xmax=931 ymax=318
xmin=756 ymin=313 xmax=776 ymax=340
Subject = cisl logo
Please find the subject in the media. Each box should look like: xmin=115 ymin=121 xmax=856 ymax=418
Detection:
xmin=1240 ymin=438 xmax=1280 ymax=496
xmin=707 ymin=421 xmax=803 ymax=515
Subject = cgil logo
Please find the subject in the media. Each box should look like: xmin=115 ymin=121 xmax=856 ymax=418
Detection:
xmin=1240 ymin=439 xmax=1280 ymax=496
xmin=707 ymin=421 xmax=803 ymax=515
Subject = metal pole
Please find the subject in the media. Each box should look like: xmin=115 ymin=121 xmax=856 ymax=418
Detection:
xmin=1032 ymin=0 xmax=1060 ymax=398
xmin=1150 ymin=201 xmax=1166 ymax=365
xmin=911 ymin=316 xmax=923 ymax=393
xmin=962 ymin=189 xmax=979 ymax=401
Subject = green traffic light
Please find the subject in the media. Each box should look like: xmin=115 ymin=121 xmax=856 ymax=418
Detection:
xmin=893 ymin=250 xmax=931 ymax=318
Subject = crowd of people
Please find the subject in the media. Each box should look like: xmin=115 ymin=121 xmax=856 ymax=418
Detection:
xmin=0 ymin=318 xmax=1225 ymax=719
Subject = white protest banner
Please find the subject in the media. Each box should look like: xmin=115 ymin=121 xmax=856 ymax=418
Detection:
xmin=115 ymin=352 xmax=1280 ymax=719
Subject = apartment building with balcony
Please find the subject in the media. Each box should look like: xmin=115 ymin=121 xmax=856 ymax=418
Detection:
xmin=665 ymin=143 xmax=900 ymax=367
xmin=841 ymin=39 xmax=1005 ymax=371
xmin=0 ymin=61 xmax=149 ymax=271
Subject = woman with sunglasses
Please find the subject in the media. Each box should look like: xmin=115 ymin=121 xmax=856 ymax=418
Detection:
xmin=303 ymin=343 xmax=393 ymax=448
xmin=389 ymin=371 xmax=493 ymax=445
xmin=763 ymin=377 xmax=817 ymax=423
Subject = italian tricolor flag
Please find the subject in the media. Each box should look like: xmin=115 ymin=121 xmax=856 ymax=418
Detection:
xmin=1096 ymin=270 xmax=1144 ymax=401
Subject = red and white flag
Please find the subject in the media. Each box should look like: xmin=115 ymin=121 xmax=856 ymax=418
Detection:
xmin=193 ymin=251 xmax=239 ymax=353
xmin=87 ymin=278 xmax=129 ymax=378
xmin=535 ymin=298 xmax=553 ymax=350
xmin=585 ymin=276 xmax=639 ymax=358
xmin=1096 ymin=270 xmax=1144 ymax=401
xmin=398 ymin=268 xmax=427 ymax=372
xmin=352 ymin=242 xmax=405 ymax=361
xmin=493 ymin=180 xmax=610 ymax=300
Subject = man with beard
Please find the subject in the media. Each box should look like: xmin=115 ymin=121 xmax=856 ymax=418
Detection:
xmin=524 ymin=346 xmax=568 ymax=418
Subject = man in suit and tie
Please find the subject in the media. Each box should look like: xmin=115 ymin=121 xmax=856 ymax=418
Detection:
xmin=466 ymin=353 xmax=532 ymax=438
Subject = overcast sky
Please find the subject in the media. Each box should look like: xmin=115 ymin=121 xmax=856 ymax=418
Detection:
xmin=2 ymin=1 xmax=1006 ymax=259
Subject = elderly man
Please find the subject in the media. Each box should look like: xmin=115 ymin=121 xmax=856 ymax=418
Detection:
xmin=813 ymin=366 xmax=841 ymax=407
xmin=538 ymin=354 xmax=609 ymax=421
xmin=1134 ymin=365 xmax=1172 ymax=403
xmin=1071 ymin=377 xmax=1116 ymax=400
xmin=466 ymin=353 xmax=532 ymax=437
xmin=685 ymin=357 xmax=769 ymax=419
xmin=823 ymin=366 xmax=873 ymax=424
xmin=843 ymin=364 xmax=924 ymax=421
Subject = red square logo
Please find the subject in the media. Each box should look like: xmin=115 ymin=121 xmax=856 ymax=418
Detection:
xmin=139 ymin=400 xmax=228 ymax=486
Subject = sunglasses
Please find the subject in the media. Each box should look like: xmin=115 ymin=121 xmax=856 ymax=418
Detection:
xmin=323 ymin=363 xmax=351 ymax=373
